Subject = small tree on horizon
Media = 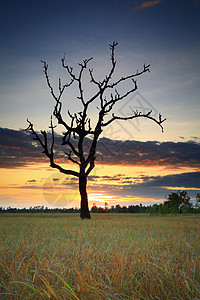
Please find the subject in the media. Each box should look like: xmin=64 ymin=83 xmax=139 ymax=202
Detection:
xmin=26 ymin=42 xmax=166 ymax=219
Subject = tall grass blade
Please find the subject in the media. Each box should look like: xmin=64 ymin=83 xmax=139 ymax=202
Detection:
xmin=10 ymin=281 xmax=44 ymax=297
xmin=47 ymin=269 xmax=80 ymax=300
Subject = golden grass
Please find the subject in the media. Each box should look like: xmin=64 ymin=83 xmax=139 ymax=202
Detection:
xmin=0 ymin=213 xmax=199 ymax=299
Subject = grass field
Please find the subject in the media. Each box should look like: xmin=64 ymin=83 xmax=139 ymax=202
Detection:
xmin=0 ymin=213 xmax=200 ymax=299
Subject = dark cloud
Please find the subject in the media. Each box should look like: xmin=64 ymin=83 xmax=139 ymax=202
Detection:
xmin=121 ymin=171 xmax=200 ymax=200
xmin=0 ymin=127 xmax=200 ymax=169
xmin=52 ymin=178 xmax=59 ymax=181
xmin=0 ymin=127 xmax=64 ymax=168
xmin=0 ymin=128 xmax=46 ymax=168
xmin=136 ymin=172 xmax=200 ymax=189
xmin=90 ymin=171 xmax=200 ymax=189
xmin=89 ymin=172 xmax=200 ymax=201
xmin=96 ymin=137 xmax=200 ymax=167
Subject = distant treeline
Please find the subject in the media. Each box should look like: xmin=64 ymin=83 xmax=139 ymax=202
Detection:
xmin=0 ymin=204 xmax=147 ymax=214
xmin=1 ymin=191 xmax=200 ymax=214
xmin=0 ymin=206 xmax=80 ymax=214
xmin=91 ymin=204 xmax=147 ymax=214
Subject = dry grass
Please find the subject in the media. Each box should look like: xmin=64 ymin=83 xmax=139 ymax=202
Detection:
xmin=0 ymin=213 xmax=199 ymax=299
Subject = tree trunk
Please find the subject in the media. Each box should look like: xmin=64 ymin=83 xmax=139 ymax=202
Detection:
xmin=79 ymin=175 xmax=91 ymax=219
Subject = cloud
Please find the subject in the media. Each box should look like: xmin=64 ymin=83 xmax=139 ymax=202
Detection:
xmin=132 ymin=0 xmax=199 ymax=10
xmin=0 ymin=127 xmax=64 ymax=168
xmin=0 ymin=128 xmax=200 ymax=169
xmin=134 ymin=171 xmax=200 ymax=189
xmin=96 ymin=138 xmax=200 ymax=167
xmin=4 ymin=165 xmax=199 ymax=204
xmin=7 ymin=171 xmax=199 ymax=204
xmin=0 ymin=128 xmax=42 ymax=168
xmin=89 ymin=171 xmax=200 ymax=202
xmin=133 ymin=0 xmax=164 ymax=10
xmin=122 ymin=171 xmax=200 ymax=200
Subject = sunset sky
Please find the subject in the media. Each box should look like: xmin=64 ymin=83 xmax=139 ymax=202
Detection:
xmin=0 ymin=0 xmax=200 ymax=208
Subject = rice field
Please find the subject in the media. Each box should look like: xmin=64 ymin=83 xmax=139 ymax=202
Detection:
xmin=0 ymin=213 xmax=200 ymax=299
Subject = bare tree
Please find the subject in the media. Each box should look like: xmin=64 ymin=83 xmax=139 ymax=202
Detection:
xmin=26 ymin=42 xmax=166 ymax=219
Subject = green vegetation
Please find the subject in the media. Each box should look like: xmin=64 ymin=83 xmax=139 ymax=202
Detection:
xmin=147 ymin=191 xmax=200 ymax=215
xmin=0 ymin=214 xmax=200 ymax=299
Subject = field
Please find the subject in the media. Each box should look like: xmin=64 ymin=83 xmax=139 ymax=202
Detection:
xmin=0 ymin=214 xmax=200 ymax=299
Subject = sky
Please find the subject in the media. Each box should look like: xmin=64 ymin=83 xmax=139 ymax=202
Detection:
xmin=0 ymin=0 xmax=200 ymax=208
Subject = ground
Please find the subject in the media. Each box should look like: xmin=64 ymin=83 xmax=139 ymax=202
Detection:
xmin=0 ymin=213 xmax=200 ymax=299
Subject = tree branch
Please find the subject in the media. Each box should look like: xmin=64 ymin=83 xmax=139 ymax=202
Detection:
xmin=86 ymin=159 xmax=95 ymax=176
xmin=25 ymin=119 xmax=48 ymax=154
xmin=49 ymin=115 xmax=56 ymax=156
xmin=103 ymin=79 xmax=138 ymax=113
xmin=41 ymin=60 xmax=74 ymax=102
xmin=102 ymin=110 xmax=167 ymax=132
xmin=25 ymin=119 xmax=79 ymax=177
xmin=41 ymin=60 xmax=75 ymax=132
xmin=49 ymin=160 xmax=80 ymax=177
xmin=65 ymin=151 xmax=81 ymax=166
xmin=86 ymin=41 xmax=118 ymax=106
xmin=107 ymin=63 xmax=150 ymax=89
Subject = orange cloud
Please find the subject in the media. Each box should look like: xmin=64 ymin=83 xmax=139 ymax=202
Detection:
xmin=133 ymin=0 xmax=199 ymax=10
xmin=134 ymin=0 xmax=164 ymax=10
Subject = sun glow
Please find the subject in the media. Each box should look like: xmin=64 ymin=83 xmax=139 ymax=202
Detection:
xmin=88 ymin=193 xmax=117 ymax=207
xmin=0 ymin=161 xmax=198 ymax=208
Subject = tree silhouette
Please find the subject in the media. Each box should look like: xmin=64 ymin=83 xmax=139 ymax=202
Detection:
xmin=26 ymin=42 xmax=166 ymax=219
